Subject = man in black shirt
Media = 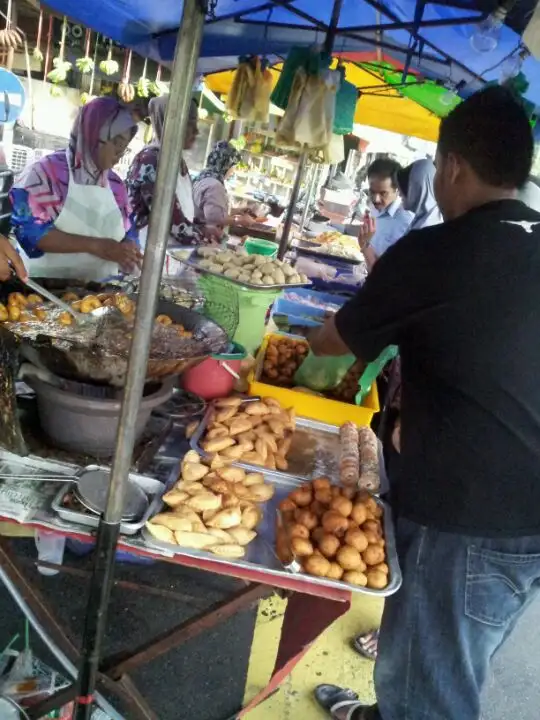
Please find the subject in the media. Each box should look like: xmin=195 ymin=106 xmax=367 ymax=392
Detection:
xmin=311 ymin=87 xmax=540 ymax=720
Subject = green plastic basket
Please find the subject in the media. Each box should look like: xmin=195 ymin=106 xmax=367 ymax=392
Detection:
xmin=197 ymin=273 xmax=280 ymax=355
xmin=244 ymin=238 xmax=278 ymax=257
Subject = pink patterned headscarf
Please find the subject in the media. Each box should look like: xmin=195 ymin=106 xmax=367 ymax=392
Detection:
xmin=13 ymin=97 xmax=137 ymax=224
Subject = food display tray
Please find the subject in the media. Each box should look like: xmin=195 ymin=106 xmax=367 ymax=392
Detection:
xmin=182 ymin=258 xmax=311 ymax=291
xmin=141 ymin=469 xmax=401 ymax=597
xmin=51 ymin=463 xmax=179 ymax=536
xmin=190 ymin=404 xmax=343 ymax=482
xmin=295 ymin=242 xmax=363 ymax=266
xmin=248 ymin=333 xmax=379 ymax=427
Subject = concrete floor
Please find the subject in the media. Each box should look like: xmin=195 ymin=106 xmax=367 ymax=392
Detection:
xmin=0 ymin=539 xmax=539 ymax=720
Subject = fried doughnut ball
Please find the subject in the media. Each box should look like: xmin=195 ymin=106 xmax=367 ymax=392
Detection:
xmin=311 ymin=527 xmax=326 ymax=545
xmin=290 ymin=486 xmax=312 ymax=508
xmin=326 ymin=562 xmax=344 ymax=581
xmin=8 ymin=292 xmax=27 ymax=307
xmin=294 ymin=509 xmax=318 ymax=531
xmin=291 ymin=537 xmax=313 ymax=557
xmin=366 ymin=569 xmax=388 ymax=589
xmin=336 ymin=546 xmax=362 ymax=571
xmin=279 ymin=498 xmax=297 ymax=517
xmin=309 ymin=500 xmax=326 ymax=517
xmin=25 ymin=294 xmax=43 ymax=306
xmin=80 ymin=295 xmax=101 ymax=313
xmin=362 ymin=545 xmax=386 ymax=567
xmin=363 ymin=520 xmax=383 ymax=538
xmin=289 ymin=523 xmax=310 ymax=540
xmin=62 ymin=292 xmax=79 ymax=303
xmin=315 ymin=488 xmax=333 ymax=505
xmin=321 ymin=511 xmax=349 ymax=537
xmin=363 ymin=528 xmax=382 ymax=545
xmin=344 ymin=528 xmax=369 ymax=553
xmin=304 ymin=554 xmax=331 ymax=578
xmin=372 ymin=562 xmax=389 ymax=575
xmin=0 ymin=303 xmax=8 ymax=322
xmin=312 ymin=477 xmax=331 ymax=492
xmin=156 ymin=314 xmax=173 ymax=326
xmin=330 ymin=496 xmax=353 ymax=518
xmin=343 ymin=570 xmax=368 ymax=587
xmin=318 ymin=533 xmax=341 ymax=559
xmin=351 ymin=503 xmax=368 ymax=526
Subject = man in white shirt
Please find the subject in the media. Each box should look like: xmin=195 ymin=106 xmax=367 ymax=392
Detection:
xmin=361 ymin=159 xmax=413 ymax=271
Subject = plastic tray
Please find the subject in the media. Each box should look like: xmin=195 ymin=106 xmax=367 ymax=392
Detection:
xmin=282 ymin=287 xmax=348 ymax=312
xmin=184 ymin=258 xmax=311 ymax=291
xmin=248 ymin=334 xmax=379 ymax=427
xmin=51 ymin=464 xmax=178 ymax=536
xmin=141 ymin=468 xmax=401 ymax=598
xmin=295 ymin=242 xmax=363 ymax=266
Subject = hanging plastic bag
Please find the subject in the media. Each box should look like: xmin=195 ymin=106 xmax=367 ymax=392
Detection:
xmin=271 ymin=46 xmax=329 ymax=109
xmin=252 ymin=63 xmax=273 ymax=123
xmin=227 ymin=57 xmax=272 ymax=122
xmin=333 ymin=67 xmax=358 ymax=135
xmin=293 ymin=349 xmax=356 ymax=391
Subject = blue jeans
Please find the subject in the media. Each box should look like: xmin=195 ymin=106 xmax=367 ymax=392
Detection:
xmin=373 ymin=518 xmax=540 ymax=720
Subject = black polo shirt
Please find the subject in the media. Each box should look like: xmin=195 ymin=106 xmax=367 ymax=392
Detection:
xmin=336 ymin=200 xmax=540 ymax=537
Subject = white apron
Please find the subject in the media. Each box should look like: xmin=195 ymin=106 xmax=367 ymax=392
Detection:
xmin=26 ymin=151 xmax=125 ymax=281
xmin=139 ymin=170 xmax=195 ymax=253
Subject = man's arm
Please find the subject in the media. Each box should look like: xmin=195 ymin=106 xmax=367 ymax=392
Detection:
xmin=309 ymin=316 xmax=351 ymax=357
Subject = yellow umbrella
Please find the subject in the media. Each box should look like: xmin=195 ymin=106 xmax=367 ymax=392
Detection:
xmin=205 ymin=62 xmax=440 ymax=143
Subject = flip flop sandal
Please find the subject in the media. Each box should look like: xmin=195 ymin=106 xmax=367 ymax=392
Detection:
xmin=330 ymin=700 xmax=369 ymax=720
xmin=315 ymin=684 xmax=359 ymax=712
xmin=352 ymin=630 xmax=379 ymax=661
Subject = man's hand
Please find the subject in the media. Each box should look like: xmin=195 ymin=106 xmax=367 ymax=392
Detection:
xmin=93 ymin=239 xmax=143 ymax=273
xmin=309 ymin=316 xmax=351 ymax=357
xmin=203 ymin=225 xmax=223 ymax=244
xmin=0 ymin=235 xmax=27 ymax=281
xmin=358 ymin=215 xmax=376 ymax=251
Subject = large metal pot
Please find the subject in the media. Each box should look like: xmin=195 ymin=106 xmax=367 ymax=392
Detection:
xmin=27 ymin=376 xmax=172 ymax=456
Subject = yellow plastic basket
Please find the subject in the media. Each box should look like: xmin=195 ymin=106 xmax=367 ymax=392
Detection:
xmin=248 ymin=333 xmax=379 ymax=427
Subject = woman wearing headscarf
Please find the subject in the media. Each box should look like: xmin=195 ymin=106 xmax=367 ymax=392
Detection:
xmin=127 ymin=96 xmax=214 ymax=248
xmin=397 ymin=158 xmax=443 ymax=229
xmin=10 ymin=97 xmax=141 ymax=280
xmin=192 ymin=141 xmax=253 ymax=229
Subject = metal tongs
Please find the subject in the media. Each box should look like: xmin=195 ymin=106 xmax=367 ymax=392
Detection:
xmin=22 ymin=277 xmax=124 ymax=330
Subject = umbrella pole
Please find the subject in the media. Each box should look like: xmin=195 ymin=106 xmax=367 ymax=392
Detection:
xmin=72 ymin=1 xmax=206 ymax=717
xmin=277 ymin=0 xmax=344 ymax=260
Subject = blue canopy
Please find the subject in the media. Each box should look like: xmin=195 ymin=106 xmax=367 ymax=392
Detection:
xmin=45 ymin=0 xmax=540 ymax=108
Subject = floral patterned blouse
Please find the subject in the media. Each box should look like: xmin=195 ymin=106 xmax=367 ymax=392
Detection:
xmin=126 ymin=146 xmax=209 ymax=246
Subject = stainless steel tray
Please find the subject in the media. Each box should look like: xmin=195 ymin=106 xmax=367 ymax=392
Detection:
xmin=190 ymin=405 xmax=341 ymax=482
xmin=141 ymin=468 xmax=401 ymax=597
xmin=51 ymin=463 xmax=179 ymax=536
xmin=295 ymin=242 xmax=363 ymax=266
xmin=183 ymin=258 xmax=311 ymax=291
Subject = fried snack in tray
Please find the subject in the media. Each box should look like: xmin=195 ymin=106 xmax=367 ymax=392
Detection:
xmin=261 ymin=335 xmax=309 ymax=387
xmin=195 ymin=396 xmax=296 ymax=472
xmin=1 ymin=291 xmax=193 ymax=337
xmin=145 ymin=449 xmax=275 ymax=559
xmin=276 ymin=478 xmax=388 ymax=590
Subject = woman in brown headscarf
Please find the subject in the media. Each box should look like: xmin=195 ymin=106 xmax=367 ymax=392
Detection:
xmin=126 ymin=96 xmax=217 ymax=248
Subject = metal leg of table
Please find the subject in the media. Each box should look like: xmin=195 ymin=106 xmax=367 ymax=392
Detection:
xmin=237 ymin=592 xmax=352 ymax=717
xmin=101 ymin=583 xmax=270 ymax=679
xmin=0 ymin=538 xmax=271 ymax=718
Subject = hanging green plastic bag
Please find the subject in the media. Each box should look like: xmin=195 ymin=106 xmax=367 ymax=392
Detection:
xmin=293 ymin=350 xmax=356 ymax=391
xmin=356 ymin=345 xmax=398 ymax=404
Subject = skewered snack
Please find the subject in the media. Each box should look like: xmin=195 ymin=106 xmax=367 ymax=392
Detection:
xmin=358 ymin=426 xmax=380 ymax=491
xmin=339 ymin=422 xmax=359 ymax=488
xmin=146 ymin=450 xmax=275 ymax=557
xmin=277 ymin=480 xmax=389 ymax=589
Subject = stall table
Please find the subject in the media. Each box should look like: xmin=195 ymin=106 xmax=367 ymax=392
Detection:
xmin=0 ymin=511 xmax=351 ymax=720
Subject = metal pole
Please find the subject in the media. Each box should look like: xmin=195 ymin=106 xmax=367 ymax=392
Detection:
xmin=277 ymin=149 xmax=307 ymax=259
xmin=277 ymin=0 xmax=344 ymax=259
xmin=299 ymin=162 xmax=318 ymax=232
xmin=73 ymin=0 xmax=206 ymax=717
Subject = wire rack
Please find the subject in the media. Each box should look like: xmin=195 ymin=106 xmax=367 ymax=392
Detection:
xmin=196 ymin=273 xmax=240 ymax=340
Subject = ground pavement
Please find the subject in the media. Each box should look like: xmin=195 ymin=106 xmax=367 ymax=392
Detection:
xmin=0 ymin=539 xmax=538 ymax=719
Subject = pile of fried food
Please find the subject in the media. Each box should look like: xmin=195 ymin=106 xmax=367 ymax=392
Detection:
xmin=276 ymin=479 xmax=389 ymax=589
xmin=0 ymin=291 xmax=192 ymax=337
xmin=192 ymin=396 xmax=296 ymax=472
xmin=195 ymin=248 xmax=308 ymax=286
xmin=145 ymin=450 xmax=275 ymax=559
xmin=261 ymin=335 xmax=309 ymax=386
